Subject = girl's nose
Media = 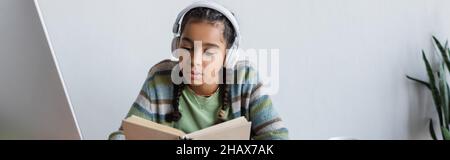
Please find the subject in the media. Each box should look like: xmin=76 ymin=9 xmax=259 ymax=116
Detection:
xmin=192 ymin=42 xmax=203 ymax=67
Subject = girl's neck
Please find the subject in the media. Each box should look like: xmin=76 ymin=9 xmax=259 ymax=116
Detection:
xmin=188 ymin=84 xmax=219 ymax=97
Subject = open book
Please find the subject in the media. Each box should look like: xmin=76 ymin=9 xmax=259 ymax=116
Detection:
xmin=122 ymin=115 xmax=252 ymax=140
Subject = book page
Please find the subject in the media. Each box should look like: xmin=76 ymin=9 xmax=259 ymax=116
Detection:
xmin=122 ymin=115 xmax=185 ymax=140
xmin=185 ymin=117 xmax=252 ymax=140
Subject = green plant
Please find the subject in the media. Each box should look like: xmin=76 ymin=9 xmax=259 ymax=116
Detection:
xmin=407 ymin=36 xmax=450 ymax=140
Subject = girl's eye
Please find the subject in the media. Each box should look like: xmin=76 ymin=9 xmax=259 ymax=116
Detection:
xmin=204 ymin=49 xmax=219 ymax=56
xmin=181 ymin=47 xmax=192 ymax=51
xmin=205 ymin=51 xmax=215 ymax=56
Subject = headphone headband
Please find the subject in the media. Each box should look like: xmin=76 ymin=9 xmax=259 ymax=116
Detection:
xmin=173 ymin=1 xmax=240 ymax=41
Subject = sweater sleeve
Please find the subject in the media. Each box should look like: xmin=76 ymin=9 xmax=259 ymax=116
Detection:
xmin=244 ymin=65 xmax=289 ymax=140
xmin=249 ymin=92 xmax=289 ymax=140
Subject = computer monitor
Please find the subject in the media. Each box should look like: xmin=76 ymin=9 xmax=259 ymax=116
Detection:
xmin=0 ymin=0 xmax=82 ymax=139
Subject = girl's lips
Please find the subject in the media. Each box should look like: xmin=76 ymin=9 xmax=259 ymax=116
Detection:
xmin=191 ymin=71 xmax=201 ymax=75
xmin=190 ymin=71 xmax=202 ymax=80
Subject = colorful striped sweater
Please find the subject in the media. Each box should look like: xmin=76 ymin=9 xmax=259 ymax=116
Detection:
xmin=109 ymin=59 xmax=289 ymax=140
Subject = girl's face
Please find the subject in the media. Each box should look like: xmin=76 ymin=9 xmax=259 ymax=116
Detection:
xmin=178 ymin=20 xmax=227 ymax=86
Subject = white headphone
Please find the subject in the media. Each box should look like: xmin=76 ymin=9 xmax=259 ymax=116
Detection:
xmin=171 ymin=1 xmax=241 ymax=68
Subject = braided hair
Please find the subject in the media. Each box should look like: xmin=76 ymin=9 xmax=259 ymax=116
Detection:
xmin=166 ymin=7 xmax=236 ymax=123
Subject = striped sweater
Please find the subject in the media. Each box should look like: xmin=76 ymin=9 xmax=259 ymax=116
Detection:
xmin=109 ymin=59 xmax=289 ymax=140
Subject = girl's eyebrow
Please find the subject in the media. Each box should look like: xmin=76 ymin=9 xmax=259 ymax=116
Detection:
xmin=181 ymin=37 xmax=193 ymax=45
xmin=203 ymin=43 xmax=220 ymax=49
xmin=181 ymin=37 xmax=220 ymax=49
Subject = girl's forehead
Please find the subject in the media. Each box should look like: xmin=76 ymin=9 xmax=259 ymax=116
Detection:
xmin=182 ymin=21 xmax=226 ymax=45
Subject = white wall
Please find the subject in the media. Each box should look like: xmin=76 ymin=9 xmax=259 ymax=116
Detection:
xmin=35 ymin=0 xmax=450 ymax=139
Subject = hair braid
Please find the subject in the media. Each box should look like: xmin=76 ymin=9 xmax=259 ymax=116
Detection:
xmin=166 ymin=71 xmax=184 ymax=122
xmin=216 ymin=68 xmax=229 ymax=124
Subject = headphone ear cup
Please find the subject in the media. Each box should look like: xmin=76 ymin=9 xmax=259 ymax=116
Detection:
xmin=171 ymin=36 xmax=180 ymax=54
xmin=224 ymin=45 xmax=238 ymax=68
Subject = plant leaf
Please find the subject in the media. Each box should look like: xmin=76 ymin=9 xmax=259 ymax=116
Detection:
xmin=423 ymin=51 xmax=444 ymax=125
xmin=441 ymin=126 xmax=450 ymax=140
xmin=433 ymin=36 xmax=450 ymax=72
xmin=439 ymin=64 xmax=449 ymax=128
xmin=430 ymin=119 xmax=437 ymax=140
xmin=406 ymin=75 xmax=431 ymax=89
xmin=433 ymin=36 xmax=447 ymax=56
xmin=447 ymin=83 xmax=450 ymax=128
xmin=448 ymin=47 xmax=450 ymax=58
